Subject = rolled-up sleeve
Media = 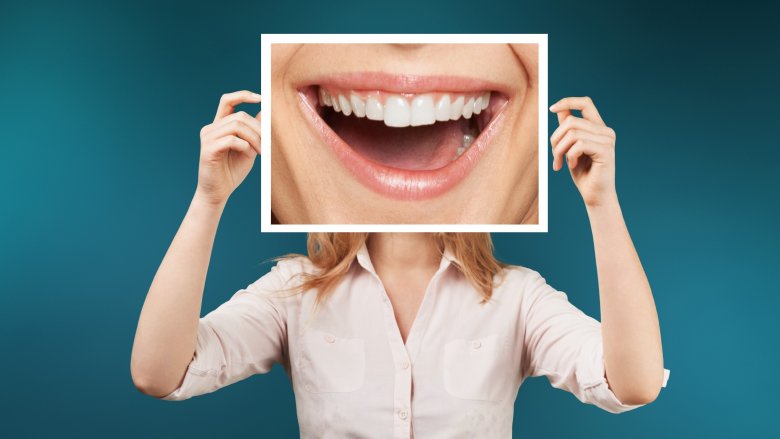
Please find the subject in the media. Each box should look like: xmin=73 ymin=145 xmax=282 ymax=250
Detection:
xmin=519 ymin=269 xmax=669 ymax=414
xmin=161 ymin=265 xmax=291 ymax=401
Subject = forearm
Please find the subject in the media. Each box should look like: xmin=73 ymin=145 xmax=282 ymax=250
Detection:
xmin=587 ymin=195 xmax=664 ymax=404
xmin=131 ymin=192 xmax=225 ymax=397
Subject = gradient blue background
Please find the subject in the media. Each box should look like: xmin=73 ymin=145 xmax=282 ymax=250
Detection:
xmin=1 ymin=0 xmax=777 ymax=437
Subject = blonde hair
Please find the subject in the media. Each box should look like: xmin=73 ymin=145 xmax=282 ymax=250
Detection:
xmin=279 ymin=233 xmax=506 ymax=306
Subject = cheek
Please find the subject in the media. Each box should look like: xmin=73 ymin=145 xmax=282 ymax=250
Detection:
xmin=270 ymin=103 xmax=358 ymax=206
xmin=494 ymin=101 xmax=538 ymax=172
xmin=271 ymin=44 xmax=301 ymax=77
xmin=270 ymin=87 xmax=312 ymax=166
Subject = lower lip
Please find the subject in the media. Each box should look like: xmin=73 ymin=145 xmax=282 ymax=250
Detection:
xmin=297 ymin=91 xmax=508 ymax=201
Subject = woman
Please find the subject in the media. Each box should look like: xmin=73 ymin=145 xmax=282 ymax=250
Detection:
xmin=270 ymin=43 xmax=540 ymax=224
xmin=131 ymin=91 xmax=669 ymax=438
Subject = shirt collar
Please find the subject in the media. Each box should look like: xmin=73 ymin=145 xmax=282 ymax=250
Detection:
xmin=354 ymin=240 xmax=458 ymax=276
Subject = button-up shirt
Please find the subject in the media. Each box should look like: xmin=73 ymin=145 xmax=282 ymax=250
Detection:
xmin=162 ymin=243 xmax=670 ymax=438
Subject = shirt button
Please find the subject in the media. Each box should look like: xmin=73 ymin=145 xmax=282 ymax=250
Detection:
xmin=401 ymin=360 xmax=410 ymax=369
xmin=471 ymin=340 xmax=482 ymax=349
xmin=398 ymin=409 xmax=408 ymax=420
xmin=324 ymin=334 xmax=335 ymax=343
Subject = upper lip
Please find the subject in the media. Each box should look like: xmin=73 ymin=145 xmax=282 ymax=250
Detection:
xmin=293 ymin=72 xmax=512 ymax=201
xmin=295 ymin=71 xmax=515 ymax=97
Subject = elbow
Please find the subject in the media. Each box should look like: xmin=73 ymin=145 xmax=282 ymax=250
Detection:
xmin=617 ymin=382 xmax=662 ymax=406
xmin=130 ymin=362 xmax=177 ymax=399
xmin=131 ymin=373 xmax=157 ymax=397
xmin=620 ymin=387 xmax=661 ymax=405
xmin=608 ymin=359 xmax=666 ymax=406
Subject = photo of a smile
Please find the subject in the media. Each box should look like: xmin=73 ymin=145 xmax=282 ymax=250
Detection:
xmin=298 ymin=76 xmax=510 ymax=199
xmin=264 ymin=38 xmax=545 ymax=228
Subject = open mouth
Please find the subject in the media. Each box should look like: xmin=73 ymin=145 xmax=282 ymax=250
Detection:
xmin=297 ymin=74 xmax=510 ymax=200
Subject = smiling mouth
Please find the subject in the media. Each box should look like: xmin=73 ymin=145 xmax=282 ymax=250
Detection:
xmin=297 ymin=74 xmax=509 ymax=200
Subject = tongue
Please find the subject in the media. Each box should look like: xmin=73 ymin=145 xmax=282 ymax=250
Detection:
xmin=326 ymin=113 xmax=469 ymax=171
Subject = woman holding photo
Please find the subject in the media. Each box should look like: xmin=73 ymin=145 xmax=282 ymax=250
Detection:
xmin=131 ymin=90 xmax=668 ymax=438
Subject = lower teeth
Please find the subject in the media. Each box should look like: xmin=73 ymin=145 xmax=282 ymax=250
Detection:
xmin=462 ymin=134 xmax=475 ymax=148
xmin=454 ymin=133 xmax=476 ymax=160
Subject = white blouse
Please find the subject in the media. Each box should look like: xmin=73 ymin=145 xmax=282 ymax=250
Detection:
xmin=162 ymin=242 xmax=670 ymax=438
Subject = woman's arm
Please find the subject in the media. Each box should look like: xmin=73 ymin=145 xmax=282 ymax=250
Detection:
xmin=130 ymin=91 xmax=262 ymax=398
xmin=549 ymin=97 xmax=664 ymax=405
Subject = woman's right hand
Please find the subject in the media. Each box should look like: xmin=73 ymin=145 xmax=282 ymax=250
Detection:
xmin=195 ymin=90 xmax=262 ymax=206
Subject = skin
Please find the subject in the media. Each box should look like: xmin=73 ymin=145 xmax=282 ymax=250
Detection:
xmin=131 ymin=91 xmax=664 ymax=407
xmin=271 ymin=44 xmax=539 ymax=224
xmin=130 ymin=91 xmax=262 ymax=397
xmin=366 ymin=233 xmax=442 ymax=343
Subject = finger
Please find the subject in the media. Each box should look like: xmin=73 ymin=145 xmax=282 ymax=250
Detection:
xmin=556 ymin=109 xmax=572 ymax=126
xmin=553 ymin=130 xmax=613 ymax=171
xmin=549 ymin=96 xmax=605 ymax=125
xmin=254 ymin=111 xmax=262 ymax=154
xmin=205 ymin=119 xmax=261 ymax=154
xmin=566 ymin=140 xmax=611 ymax=171
xmin=214 ymin=91 xmax=262 ymax=122
xmin=211 ymin=110 xmax=262 ymax=136
xmin=210 ymin=135 xmax=255 ymax=159
xmin=550 ymin=115 xmax=615 ymax=147
xmin=553 ymin=130 xmax=580 ymax=171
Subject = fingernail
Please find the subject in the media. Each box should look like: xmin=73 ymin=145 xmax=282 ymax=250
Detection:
xmin=549 ymin=104 xmax=557 ymax=111
xmin=252 ymin=93 xmax=262 ymax=100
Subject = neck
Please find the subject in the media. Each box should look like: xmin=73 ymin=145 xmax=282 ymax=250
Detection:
xmin=366 ymin=233 xmax=441 ymax=272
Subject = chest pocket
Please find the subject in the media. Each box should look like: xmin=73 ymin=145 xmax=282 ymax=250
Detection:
xmin=298 ymin=329 xmax=366 ymax=393
xmin=443 ymin=333 xmax=510 ymax=401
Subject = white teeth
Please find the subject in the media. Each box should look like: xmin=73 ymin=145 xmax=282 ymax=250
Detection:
xmin=366 ymin=96 xmax=383 ymax=121
xmin=319 ymin=89 xmax=332 ymax=106
xmin=435 ymin=95 xmax=450 ymax=122
xmin=319 ymin=88 xmax=327 ymax=105
xmin=410 ymin=95 xmax=435 ymax=127
xmin=462 ymin=97 xmax=475 ymax=119
xmin=320 ymin=88 xmax=493 ymax=127
xmin=350 ymin=93 xmax=366 ymax=118
xmin=453 ymin=134 xmax=475 ymax=161
xmin=384 ymin=95 xmax=411 ymax=127
xmin=338 ymin=95 xmax=352 ymax=116
xmin=450 ymin=96 xmax=464 ymax=120
xmin=463 ymin=134 xmax=475 ymax=148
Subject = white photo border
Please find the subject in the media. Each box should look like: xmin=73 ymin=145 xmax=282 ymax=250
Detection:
xmin=260 ymin=34 xmax=548 ymax=233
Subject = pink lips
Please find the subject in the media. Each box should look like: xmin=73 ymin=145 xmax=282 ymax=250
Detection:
xmin=297 ymin=73 xmax=510 ymax=200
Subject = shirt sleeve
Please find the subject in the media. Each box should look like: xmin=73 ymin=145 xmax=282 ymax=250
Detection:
xmin=160 ymin=263 xmax=292 ymax=401
xmin=519 ymin=269 xmax=670 ymax=414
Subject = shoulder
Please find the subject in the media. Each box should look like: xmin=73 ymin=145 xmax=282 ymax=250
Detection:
xmin=493 ymin=264 xmax=566 ymax=304
xmin=270 ymin=255 xmax=318 ymax=281
xmin=497 ymin=264 xmax=547 ymax=288
xmin=245 ymin=255 xmax=318 ymax=298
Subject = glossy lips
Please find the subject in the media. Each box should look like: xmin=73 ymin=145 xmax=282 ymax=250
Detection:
xmin=297 ymin=74 xmax=509 ymax=200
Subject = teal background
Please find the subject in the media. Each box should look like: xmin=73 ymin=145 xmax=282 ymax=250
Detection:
xmin=1 ymin=0 xmax=777 ymax=437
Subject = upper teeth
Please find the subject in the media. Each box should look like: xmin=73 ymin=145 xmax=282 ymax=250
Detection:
xmin=319 ymin=88 xmax=490 ymax=128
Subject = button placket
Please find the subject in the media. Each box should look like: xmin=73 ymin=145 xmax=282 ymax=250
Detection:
xmin=370 ymin=274 xmax=414 ymax=438
xmin=359 ymin=245 xmax=454 ymax=439
xmin=404 ymin=267 xmax=448 ymax=367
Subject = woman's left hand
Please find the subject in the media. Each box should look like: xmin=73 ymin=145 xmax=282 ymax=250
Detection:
xmin=549 ymin=97 xmax=617 ymax=207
